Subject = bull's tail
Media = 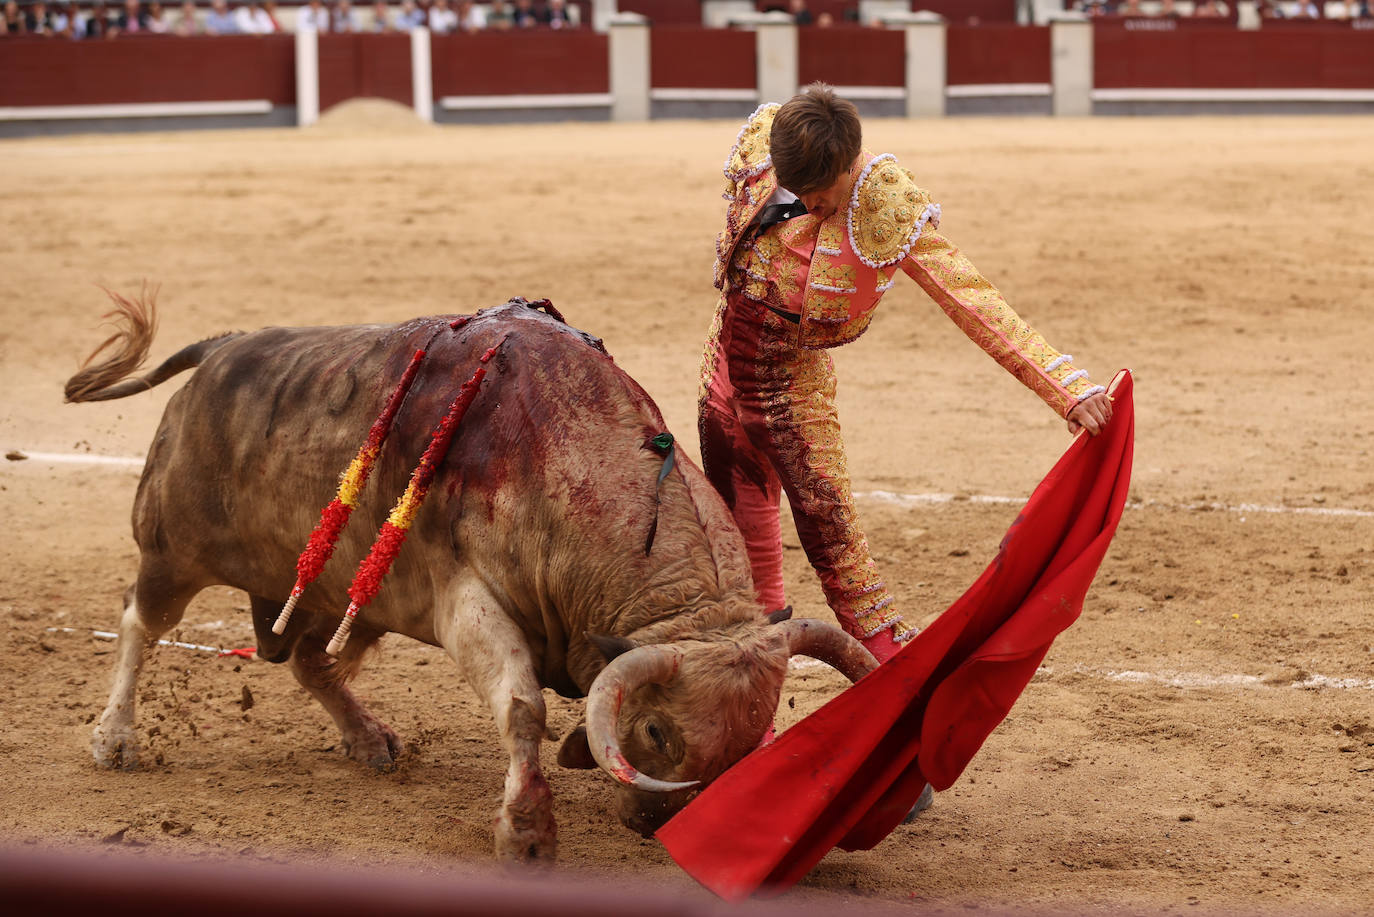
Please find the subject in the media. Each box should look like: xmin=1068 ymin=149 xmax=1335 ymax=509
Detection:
xmin=64 ymin=284 xmax=242 ymax=403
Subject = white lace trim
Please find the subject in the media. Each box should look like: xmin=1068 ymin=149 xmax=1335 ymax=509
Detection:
xmin=845 ymin=153 xmax=942 ymax=269
xmin=876 ymin=275 xmax=896 ymax=292
xmin=1046 ymin=354 xmax=1073 ymax=373
xmin=810 ymin=281 xmax=858 ymax=294
xmin=723 ymin=102 xmax=777 ymax=183
xmin=1076 ymin=384 xmax=1107 ymax=400
xmin=1063 ymin=369 xmax=1089 ymax=386
xmin=816 ymin=245 xmax=842 ymax=256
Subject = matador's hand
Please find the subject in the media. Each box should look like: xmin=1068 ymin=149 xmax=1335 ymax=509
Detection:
xmin=1067 ymin=392 xmax=1113 ymax=436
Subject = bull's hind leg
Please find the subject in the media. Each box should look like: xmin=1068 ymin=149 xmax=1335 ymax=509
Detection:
xmin=437 ymin=574 xmax=556 ymax=863
xmin=92 ymin=563 xmax=200 ymax=769
xmin=288 ymin=634 xmax=401 ymax=771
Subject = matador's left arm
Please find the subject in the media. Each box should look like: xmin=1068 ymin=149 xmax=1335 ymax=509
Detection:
xmin=848 ymin=155 xmax=1106 ymax=420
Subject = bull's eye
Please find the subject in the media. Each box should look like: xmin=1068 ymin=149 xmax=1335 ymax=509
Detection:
xmin=645 ymin=721 xmax=667 ymax=752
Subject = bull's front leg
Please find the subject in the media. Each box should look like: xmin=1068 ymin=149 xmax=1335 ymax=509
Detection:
xmin=437 ymin=574 xmax=556 ymax=863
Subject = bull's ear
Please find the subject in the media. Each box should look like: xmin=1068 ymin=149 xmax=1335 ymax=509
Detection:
xmin=556 ymin=724 xmax=597 ymax=769
xmin=588 ymin=632 xmax=637 ymax=663
xmin=766 ymin=605 xmax=794 ymax=625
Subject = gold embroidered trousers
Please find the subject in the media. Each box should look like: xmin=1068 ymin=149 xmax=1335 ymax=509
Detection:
xmin=698 ymin=291 xmax=917 ymax=662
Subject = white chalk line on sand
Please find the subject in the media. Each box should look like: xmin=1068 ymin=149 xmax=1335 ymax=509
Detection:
xmin=789 ymin=657 xmax=1374 ymax=691
xmin=858 ymin=489 xmax=1374 ymax=519
xmin=6 ymin=451 xmax=1373 ymax=519
xmin=47 ymin=625 xmax=1372 ymax=692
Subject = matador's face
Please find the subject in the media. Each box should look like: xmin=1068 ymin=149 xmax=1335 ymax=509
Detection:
xmin=792 ymin=157 xmax=860 ymax=221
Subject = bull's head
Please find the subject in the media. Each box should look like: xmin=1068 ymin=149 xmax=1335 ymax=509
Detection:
xmin=558 ymin=615 xmax=877 ymax=838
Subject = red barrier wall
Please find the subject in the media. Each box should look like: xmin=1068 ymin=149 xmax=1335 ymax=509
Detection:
xmin=431 ymin=30 xmax=609 ymax=96
xmin=651 ymin=27 xmax=756 ymax=89
xmin=946 ymin=24 xmax=1051 ymax=85
xmin=798 ymin=25 xmax=904 ymax=87
xmin=0 ymin=34 xmax=295 ymax=108
xmin=1095 ymin=26 xmax=1374 ymax=89
xmin=318 ymin=33 xmax=412 ymax=112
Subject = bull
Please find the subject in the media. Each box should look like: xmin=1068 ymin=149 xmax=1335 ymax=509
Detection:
xmin=67 ymin=293 xmax=877 ymax=862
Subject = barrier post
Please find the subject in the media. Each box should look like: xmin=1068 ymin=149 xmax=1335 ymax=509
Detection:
xmin=294 ymin=25 xmax=319 ymax=127
xmin=410 ymin=28 xmax=433 ymax=123
xmin=882 ymin=10 xmax=946 ymax=119
xmin=1050 ymin=14 xmax=1092 ymax=117
xmin=591 ymin=0 xmax=618 ymax=32
xmin=752 ymin=12 xmax=798 ymax=104
xmin=1236 ymin=1 xmax=1261 ymax=29
xmin=609 ymin=12 xmax=650 ymax=121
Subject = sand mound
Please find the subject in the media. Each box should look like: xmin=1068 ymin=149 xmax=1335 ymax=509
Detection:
xmin=310 ymin=97 xmax=435 ymax=135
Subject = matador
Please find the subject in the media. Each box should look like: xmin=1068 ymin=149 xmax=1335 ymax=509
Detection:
xmin=698 ymin=86 xmax=1114 ymax=663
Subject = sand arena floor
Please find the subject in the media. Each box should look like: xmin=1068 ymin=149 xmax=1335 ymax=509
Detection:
xmin=0 ymin=103 xmax=1371 ymax=914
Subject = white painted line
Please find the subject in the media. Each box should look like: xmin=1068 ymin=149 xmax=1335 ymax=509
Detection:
xmin=855 ymin=489 xmax=1374 ymax=519
xmin=789 ymin=657 xmax=1374 ymax=691
xmin=439 ymin=93 xmax=612 ymax=111
xmin=5 ymin=451 xmax=144 ymax=468
xmin=650 ymin=88 xmax=758 ymax=103
xmin=8 ymin=451 xmax=1371 ymax=518
xmin=829 ymin=85 xmax=906 ymax=101
xmin=1092 ymin=87 xmax=1374 ymax=103
xmin=947 ymin=83 xmax=1052 ymax=98
xmin=0 ymin=100 xmax=273 ymax=121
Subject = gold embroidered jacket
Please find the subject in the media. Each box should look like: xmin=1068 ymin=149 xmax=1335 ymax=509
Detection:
xmin=714 ymin=103 xmax=1105 ymax=418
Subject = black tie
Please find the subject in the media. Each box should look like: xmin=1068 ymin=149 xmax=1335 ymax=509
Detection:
xmin=753 ymin=199 xmax=809 ymax=237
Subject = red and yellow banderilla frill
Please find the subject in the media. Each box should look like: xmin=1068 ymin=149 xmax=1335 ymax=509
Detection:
xmin=272 ymin=348 xmax=428 ymax=636
xmin=324 ymin=341 xmax=501 ymax=656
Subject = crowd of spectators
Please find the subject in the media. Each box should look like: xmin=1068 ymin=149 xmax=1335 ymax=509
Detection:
xmin=0 ymin=0 xmax=582 ymax=36
xmin=1076 ymin=0 xmax=1371 ymax=16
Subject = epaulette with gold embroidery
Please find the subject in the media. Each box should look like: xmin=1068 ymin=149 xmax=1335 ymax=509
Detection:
xmin=846 ymin=154 xmax=942 ymax=268
xmin=722 ymin=103 xmax=780 ymax=199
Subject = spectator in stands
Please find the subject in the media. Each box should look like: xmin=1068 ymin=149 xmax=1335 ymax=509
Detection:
xmin=790 ymin=0 xmax=813 ymax=25
xmin=204 ymin=0 xmax=238 ymax=32
xmin=1292 ymin=0 xmax=1321 ymax=16
xmin=53 ymin=2 xmax=86 ymax=36
xmin=368 ymin=0 xmax=394 ymax=30
xmin=547 ymin=0 xmax=574 ymax=28
xmin=815 ymin=10 xmax=833 ymax=26
xmin=1116 ymin=0 xmax=1144 ymax=15
xmin=395 ymin=0 xmax=423 ymax=28
xmin=112 ymin=0 xmax=148 ymax=32
xmin=486 ymin=0 xmax=513 ymax=28
xmin=1192 ymin=0 xmax=1225 ymax=16
xmin=328 ymin=0 xmax=357 ymax=31
xmin=26 ymin=0 xmax=55 ymax=34
xmin=455 ymin=0 xmax=484 ymax=29
xmin=85 ymin=0 xmax=114 ymax=35
xmin=236 ymin=0 xmax=274 ymax=31
xmin=173 ymin=0 xmax=198 ymax=32
xmin=511 ymin=0 xmax=537 ymax=27
xmin=428 ymin=0 xmax=455 ymax=31
xmin=1158 ymin=0 xmax=1181 ymax=17
xmin=1 ymin=0 xmax=25 ymax=35
xmin=145 ymin=1 xmax=171 ymax=30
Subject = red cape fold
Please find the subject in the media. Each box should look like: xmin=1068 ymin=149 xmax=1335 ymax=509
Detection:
xmin=657 ymin=370 xmax=1135 ymax=900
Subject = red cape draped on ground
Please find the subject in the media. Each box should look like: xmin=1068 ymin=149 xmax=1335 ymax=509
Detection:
xmin=657 ymin=370 xmax=1135 ymax=900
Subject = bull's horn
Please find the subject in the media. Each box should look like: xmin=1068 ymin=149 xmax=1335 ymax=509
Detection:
xmin=778 ymin=618 xmax=879 ymax=683
xmin=584 ymin=644 xmax=699 ymax=793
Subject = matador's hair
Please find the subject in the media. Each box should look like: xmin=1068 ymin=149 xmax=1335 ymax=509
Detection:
xmin=770 ymin=83 xmax=862 ymax=194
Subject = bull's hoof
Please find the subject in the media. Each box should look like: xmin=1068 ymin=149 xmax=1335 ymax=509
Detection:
xmin=342 ymin=721 xmax=402 ymax=772
xmin=493 ymin=816 xmax=557 ymax=864
xmin=92 ymin=722 xmax=139 ymax=770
